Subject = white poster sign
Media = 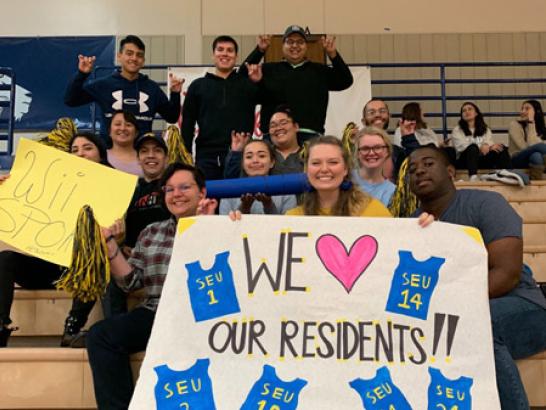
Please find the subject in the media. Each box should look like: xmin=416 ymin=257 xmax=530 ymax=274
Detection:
xmin=131 ymin=215 xmax=499 ymax=410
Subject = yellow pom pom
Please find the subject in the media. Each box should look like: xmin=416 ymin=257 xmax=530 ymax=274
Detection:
xmin=165 ymin=125 xmax=193 ymax=165
xmin=388 ymin=157 xmax=418 ymax=217
xmin=38 ymin=117 xmax=77 ymax=152
xmin=55 ymin=205 xmax=110 ymax=302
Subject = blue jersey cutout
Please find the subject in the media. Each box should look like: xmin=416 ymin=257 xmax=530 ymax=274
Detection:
xmin=186 ymin=251 xmax=240 ymax=322
xmin=350 ymin=366 xmax=413 ymax=409
xmin=427 ymin=367 xmax=473 ymax=410
xmin=240 ymin=364 xmax=307 ymax=410
xmin=385 ymin=250 xmax=445 ymax=320
xmin=154 ymin=358 xmax=216 ymax=410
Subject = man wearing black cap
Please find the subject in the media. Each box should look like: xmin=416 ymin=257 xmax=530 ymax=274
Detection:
xmin=123 ymin=132 xmax=170 ymax=255
xmin=242 ymin=25 xmax=353 ymax=142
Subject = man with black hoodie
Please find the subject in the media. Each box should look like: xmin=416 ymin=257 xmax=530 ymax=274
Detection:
xmin=181 ymin=35 xmax=258 ymax=180
xmin=65 ymin=35 xmax=183 ymax=141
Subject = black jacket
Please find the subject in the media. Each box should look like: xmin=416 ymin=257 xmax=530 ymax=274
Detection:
xmin=241 ymin=47 xmax=353 ymax=134
xmin=181 ymin=71 xmax=258 ymax=157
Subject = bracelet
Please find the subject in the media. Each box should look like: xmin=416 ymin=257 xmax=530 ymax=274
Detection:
xmin=108 ymin=246 xmax=120 ymax=261
xmin=106 ymin=235 xmax=116 ymax=243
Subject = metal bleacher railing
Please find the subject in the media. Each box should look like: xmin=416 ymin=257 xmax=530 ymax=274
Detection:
xmin=93 ymin=61 xmax=546 ymax=139
xmin=366 ymin=61 xmax=546 ymax=139
xmin=2 ymin=61 xmax=545 ymax=167
xmin=0 ymin=67 xmax=16 ymax=169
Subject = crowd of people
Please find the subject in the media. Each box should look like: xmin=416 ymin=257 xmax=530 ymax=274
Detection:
xmin=0 ymin=29 xmax=545 ymax=410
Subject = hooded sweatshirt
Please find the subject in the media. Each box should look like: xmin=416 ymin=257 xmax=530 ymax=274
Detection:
xmin=65 ymin=69 xmax=180 ymax=139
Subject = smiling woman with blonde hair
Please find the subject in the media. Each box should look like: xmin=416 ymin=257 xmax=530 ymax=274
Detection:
xmin=353 ymin=126 xmax=395 ymax=206
xmin=286 ymin=135 xmax=391 ymax=217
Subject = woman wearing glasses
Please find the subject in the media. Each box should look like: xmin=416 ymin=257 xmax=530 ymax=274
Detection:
xmin=224 ymin=105 xmax=304 ymax=178
xmin=87 ymin=162 xmax=218 ymax=409
xmin=352 ymin=127 xmax=395 ymax=207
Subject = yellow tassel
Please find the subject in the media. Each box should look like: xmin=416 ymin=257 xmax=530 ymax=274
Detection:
xmin=55 ymin=205 xmax=110 ymax=302
xmin=341 ymin=122 xmax=357 ymax=157
xmin=165 ymin=125 xmax=193 ymax=165
xmin=38 ymin=118 xmax=77 ymax=152
xmin=388 ymin=157 xmax=418 ymax=217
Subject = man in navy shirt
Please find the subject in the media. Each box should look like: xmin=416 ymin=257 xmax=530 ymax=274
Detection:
xmin=65 ymin=35 xmax=183 ymax=141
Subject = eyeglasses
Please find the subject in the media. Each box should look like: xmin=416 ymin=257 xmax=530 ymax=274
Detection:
xmin=285 ymin=39 xmax=305 ymax=46
xmin=365 ymin=108 xmax=389 ymax=116
xmin=357 ymin=145 xmax=388 ymax=154
xmin=269 ymin=119 xmax=292 ymax=129
xmin=162 ymin=183 xmax=196 ymax=194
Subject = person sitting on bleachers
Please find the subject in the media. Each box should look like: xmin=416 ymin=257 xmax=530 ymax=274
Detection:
xmin=451 ymin=102 xmax=511 ymax=180
xmin=107 ymin=110 xmax=143 ymax=176
xmin=0 ymin=132 xmax=124 ymax=348
xmin=219 ymin=139 xmax=296 ymax=215
xmin=394 ymin=102 xmax=456 ymax=164
xmin=409 ymin=145 xmax=546 ymax=410
xmin=86 ymin=163 xmax=217 ymax=410
xmin=352 ymin=127 xmax=395 ymax=207
xmin=508 ymin=99 xmax=546 ymax=180
xmin=123 ymin=132 xmax=171 ymax=256
xmin=224 ymin=105 xmax=304 ymax=178
xmin=286 ymin=135 xmax=391 ymax=217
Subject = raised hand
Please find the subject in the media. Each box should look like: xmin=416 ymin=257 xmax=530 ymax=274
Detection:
xmin=231 ymin=131 xmax=251 ymax=151
xmin=399 ymin=119 xmax=417 ymax=136
xmin=78 ymin=55 xmax=96 ymax=74
xmin=197 ymin=198 xmax=218 ymax=215
xmin=321 ymin=35 xmax=338 ymax=59
xmin=257 ymin=35 xmax=271 ymax=52
xmin=169 ymin=73 xmax=184 ymax=93
xmin=245 ymin=63 xmax=263 ymax=83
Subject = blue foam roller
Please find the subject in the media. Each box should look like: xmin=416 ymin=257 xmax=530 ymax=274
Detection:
xmin=206 ymin=173 xmax=310 ymax=199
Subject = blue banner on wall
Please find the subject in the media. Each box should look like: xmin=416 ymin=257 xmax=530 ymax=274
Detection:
xmin=0 ymin=36 xmax=115 ymax=130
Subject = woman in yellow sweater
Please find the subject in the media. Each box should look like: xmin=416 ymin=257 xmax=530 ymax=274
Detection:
xmin=286 ymin=135 xmax=392 ymax=217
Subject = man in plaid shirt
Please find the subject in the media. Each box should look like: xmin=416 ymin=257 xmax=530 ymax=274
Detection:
xmin=86 ymin=163 xmax=218 ymax=410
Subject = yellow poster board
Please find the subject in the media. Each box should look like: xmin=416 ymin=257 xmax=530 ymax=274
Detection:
xmin=0 ymin=138 xmax=137 ymax=267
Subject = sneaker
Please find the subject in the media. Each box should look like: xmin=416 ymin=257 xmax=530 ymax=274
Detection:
xmin=469 ymin=174 xmax=480 ymax=182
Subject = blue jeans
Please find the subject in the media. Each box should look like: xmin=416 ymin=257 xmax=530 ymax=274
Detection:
xmin=490 ymin=296 xmax=546 ymax=410
xmin=511 ymin=143 xmax=546 ymax=167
